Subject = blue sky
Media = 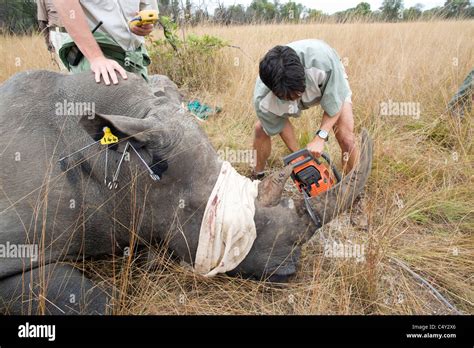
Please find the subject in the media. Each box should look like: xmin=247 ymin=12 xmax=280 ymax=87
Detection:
xmin=194 ymin=0 xmax=448 ymax=14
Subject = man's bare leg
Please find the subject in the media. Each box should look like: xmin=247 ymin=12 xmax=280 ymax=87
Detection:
xmin=333 ymin=102 xmax=367 ymax=227
xmin=279 ymin=119 xmax=300 ymax=153
xmin=253 ymin=119 xmax=299 ymax=174
xmin=333 ymin=101 xmax=359 ymax=174
xmin=253 ymin=121 xmax=272 ymax=173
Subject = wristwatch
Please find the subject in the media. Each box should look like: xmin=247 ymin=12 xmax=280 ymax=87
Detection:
xmin=315 ymin=129 xmax=329 ymax=141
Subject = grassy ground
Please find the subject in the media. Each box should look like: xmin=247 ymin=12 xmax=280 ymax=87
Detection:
xmin=0 ymin=20 xmax=473 ymax=314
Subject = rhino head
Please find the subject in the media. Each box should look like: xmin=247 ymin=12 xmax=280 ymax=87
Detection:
xmin=230 ymin=129 xmax=373 ymax=281
xmin=66 ymin=73 xmax=372 ymax=283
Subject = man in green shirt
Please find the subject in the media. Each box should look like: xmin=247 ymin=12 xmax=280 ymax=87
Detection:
xmin=252 ymin=39 xmax=359 ymax=179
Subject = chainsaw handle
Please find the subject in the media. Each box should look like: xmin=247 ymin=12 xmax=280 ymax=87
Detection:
xmin=283 ymin=149 xmax=329 ymax=166
xmin=288 ymin=156 xmax=313 ymax=169
xmin=283 ymin=149 xmax=312 ymax=166
xmin=320 ymin=152 xmax=342 ymax=183
xmin=320 ymin=152 xmax=331 ymax=164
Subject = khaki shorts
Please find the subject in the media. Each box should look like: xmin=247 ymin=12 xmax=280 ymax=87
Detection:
xmin=49 ymin=30 xmax=69 ymax=71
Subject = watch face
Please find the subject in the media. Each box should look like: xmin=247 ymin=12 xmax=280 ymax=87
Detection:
xmin=319 ymin=130 xmax=328 ymax=138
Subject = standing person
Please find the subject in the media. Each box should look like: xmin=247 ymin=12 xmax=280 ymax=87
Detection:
xmin=53 ymin=0 xmax=158 ymax=84
xmin=252 ymin=39 xmax=359 ymax=179
xmin=448 ymin=68 xmax=473 ymax=118
xmin=36 ymin=0 xmax=67 ymax=69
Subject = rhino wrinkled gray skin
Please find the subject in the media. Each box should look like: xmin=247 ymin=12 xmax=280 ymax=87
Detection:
xmin=0 ymin=71 xmax=373 ymax=314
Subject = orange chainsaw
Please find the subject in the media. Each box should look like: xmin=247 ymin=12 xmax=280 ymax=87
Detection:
xmin=283 ymin=149 xmax=341 ymax=227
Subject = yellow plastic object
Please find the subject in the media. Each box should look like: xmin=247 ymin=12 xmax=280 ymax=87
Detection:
xmin=100 ymin=127 xmax=119 ymax=145
xmin=129 ymin=10 xmax=159 ymax=28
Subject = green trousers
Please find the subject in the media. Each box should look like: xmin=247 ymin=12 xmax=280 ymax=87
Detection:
xmin=58 ymin=32 xmax=151 ymax=82
xmin=448 ymin=69 xmax=473 ymax=114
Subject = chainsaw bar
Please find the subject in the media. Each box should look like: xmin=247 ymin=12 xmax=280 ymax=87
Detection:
xmin=303 ymin=190 xmax=323 ymax=229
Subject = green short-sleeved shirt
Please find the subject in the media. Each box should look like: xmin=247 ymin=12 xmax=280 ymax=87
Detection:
xmin=254 ymin=39 xmax=351 ymax=136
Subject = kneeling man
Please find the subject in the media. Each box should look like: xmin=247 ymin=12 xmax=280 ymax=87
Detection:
xmin=252 ymin=39 xmax=359 ymax=179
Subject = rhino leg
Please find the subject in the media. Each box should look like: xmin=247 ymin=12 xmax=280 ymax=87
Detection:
xmin=0 ymin=263 xmax=110 ymax=315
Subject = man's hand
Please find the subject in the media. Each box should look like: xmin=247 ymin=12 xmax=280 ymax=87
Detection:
xmin=53 ymin=0 xmax=129 ymax=85
xmin=89 ymin=56 xmax=128 ymax=85
xmin=307 ymin=137 xmax=325 ymax=158
xmin=131 ymin=23 xmax=154 ymax=36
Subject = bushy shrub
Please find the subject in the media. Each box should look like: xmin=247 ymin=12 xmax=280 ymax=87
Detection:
xmin=147 ymin=16 xmax=229 ymax=91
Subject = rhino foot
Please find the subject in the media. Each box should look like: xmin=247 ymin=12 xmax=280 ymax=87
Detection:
xmin=0 ymin=263 xmax=110 ymax=315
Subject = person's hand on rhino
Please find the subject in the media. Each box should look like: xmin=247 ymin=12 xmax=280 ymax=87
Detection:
xmin=89 ymin=55 xmax=128 ymax=85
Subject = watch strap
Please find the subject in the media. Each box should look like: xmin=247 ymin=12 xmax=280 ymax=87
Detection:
xmin=315 ymin=129 xmax=329 ymax=141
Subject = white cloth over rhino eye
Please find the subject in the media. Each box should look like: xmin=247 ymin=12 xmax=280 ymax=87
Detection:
xmin=194 ymin=161 xmax=260 ymax=277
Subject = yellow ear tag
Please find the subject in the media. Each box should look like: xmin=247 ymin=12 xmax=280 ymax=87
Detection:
xmin=100 ymin=127 xmax=119 ymax=145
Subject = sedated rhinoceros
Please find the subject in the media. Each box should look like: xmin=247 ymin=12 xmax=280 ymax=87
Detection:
xmin=0 ymin=71 xmax=373 ymax=314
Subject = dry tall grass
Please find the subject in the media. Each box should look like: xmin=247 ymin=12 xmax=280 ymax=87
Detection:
xmin=0 ymin=20 xmax=472 ymax=314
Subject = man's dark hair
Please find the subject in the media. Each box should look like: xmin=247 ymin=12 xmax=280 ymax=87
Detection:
xmin=259 ymin=45 xmax=306 ymax=100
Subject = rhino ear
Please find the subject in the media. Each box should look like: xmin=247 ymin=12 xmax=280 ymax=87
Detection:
xmin=79 ymin=111 xmax=155 ymax=146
